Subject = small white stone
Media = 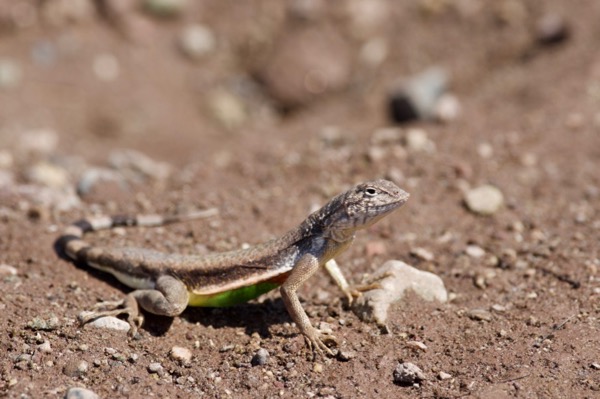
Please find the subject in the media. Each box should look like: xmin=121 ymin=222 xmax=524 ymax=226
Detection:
xmin=410 ymin=247 xmax=435 ymax=262
xmin=26 ymin=162 xmax=70 ymax=188
xmin=87 ymin=316 xmax=131 ymax=332
xmin=65 ymin=387 xmax=99 ymax=399
xmin=179 ymin=24 xmax=216 ymax=59
xmin=477 ymin=142 xmax=494 ymax=159
xmin=0 ymin=59 xmax=21 ymax=89
xmin=18 ymin=128 xmax=59 ymax=156
xmin=465 ymin=245 xmax=485 ymax=258
xmin=464 ymin=185 xmax=504 ymax=215
xmin=170 ymin=346 xmax=192 ymax=364
xmin=404 ymin=128 xmax=436 ymax=153
xmin=0 ymin=150 xmax=13 ymax=168
xmin=0 ymin=264 xmax=17 ymax=276
xmin=406 ymin=341 xmax=427 ymax=351
xmin=93 ymin=53 xmax=120 ymax=82
xmin=148 ymin=362 xmax=163 ymax=373
xmin=438 ymin=371 xmax=452 ymax=380
xmin=434 ymin=93 xmax=461 ymax=122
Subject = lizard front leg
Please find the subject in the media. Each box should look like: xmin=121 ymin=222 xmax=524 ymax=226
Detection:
xmin=79 ymin=275 xmax=189 ymax=335
xmin=280 ymin=254 xmax=337 ymax=358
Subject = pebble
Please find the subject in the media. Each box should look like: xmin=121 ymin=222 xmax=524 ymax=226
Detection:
xmin=37 ymin=341 xmax=52 ymax=353
xmin=251 ymin=348 xmax=269 ymax=366
xmin=536 ymin=13 xmax=569 ymax=45
xmin=389 ymin=67 xmax=448 ymax=123
xmin=464 ymin=185 xmax=504 ymax=215
xmin=404 ymin=128 xmax=436 ymax=153
xmin=313 ymin=363 xmax=324 ymax=373
xmin=434 ymin=93 xmax=461 ymax=122
xmin=337 ymin=350 xmax=357 ymax=361
xmin=410 ymin=247 xmax=435 ymax=262
xmin=76 ymin=167 xmax=126 ymax=196
xmin=591 ymin=363 xmax=600 ymax=370
xmin=178 ymin=24 xmax=216 ymax=60
xmin=17 ymin=129 xmax=59 ymax=156
xmin=406 ymin=341 xmax=428 ymax=352
xmin=148 ymin=362 xmax=163 ymax=373
xmin=438 ymin=371 xmax=452 ymax=380
xmin=258 ymin=26 xmax=351 ymax=107
xmin=0 ymin=59 xmax=21 ymax=89
xmin=64 ymin=387 xmax=99 ymax=399
xmin=466 ymin=308 xmax=493 ymax=322
xmin=0 ymin=150 xmax=13 ymax=169
xmin=359 ymin=37 xmax=388 ymax=67
xmin=87 ymin=316 xmax=131 ymax=332
xmin=26 ymin=162 xmax=70 ymax=188
xmin=353 ymin=260 xmax=447 ymax=328
xmin=62 ymin=359 xmax=88 ymax=378
xmin=169 ymin=346 xmax=192 ymax=364
xmin=465 ymin=245 xmax=486 ymax=258
xmin=93 ymin=53 xmax=120 ymax=82
xmin=208 ymin=89 xmax=246 ymax=130
xmin=0 ymin=264 xmax=17 ymax=276
xmin=143 ymin=0 xmax=187 ymax=17
xmin=393 ymin=362 xmax=426 ymax=385
xmin=109 ymin=149 xmax=171 ymax=181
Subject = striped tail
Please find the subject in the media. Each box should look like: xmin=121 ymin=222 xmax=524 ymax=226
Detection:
xmin=55 ymin=208 xmax=219 ymax=262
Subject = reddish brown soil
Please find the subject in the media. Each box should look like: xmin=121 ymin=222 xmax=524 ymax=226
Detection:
xmin=0 ymin=1 xmax=599 ymax=398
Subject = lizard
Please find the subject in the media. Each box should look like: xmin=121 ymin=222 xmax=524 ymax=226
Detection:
xmin=56 ymin=179 xmax=409 ymax=357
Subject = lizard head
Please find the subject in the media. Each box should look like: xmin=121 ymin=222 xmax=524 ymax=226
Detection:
xmin=322 ymin=179 xmax=409 ymax=241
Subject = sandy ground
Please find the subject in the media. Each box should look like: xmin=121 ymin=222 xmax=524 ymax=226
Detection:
xmin=0 ymin=1 xmax=599 ymax=398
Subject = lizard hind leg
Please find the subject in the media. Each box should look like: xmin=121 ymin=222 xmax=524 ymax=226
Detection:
xmin=78 ymin=275 xmax=189 ymax=335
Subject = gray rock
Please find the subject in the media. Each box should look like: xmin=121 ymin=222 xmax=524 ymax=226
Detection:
xmin=64 ymin=387 xmax=99 ymax=399
xmin=464 ymin=185 xmax=504 ymax=215
xmin=179 ymin=24 xmax=216 ymax=59
xmin=76 ymin=167 xmax=127 ymax=196
xmin=148 ymin=362 xmax=163 ymax=373
xmin=393 ymin=362 xmax=426 ymax=385
xmin=389 ymin=67 xmax=448 ymax=123
xmin=251 ymin=348 xmax=269 ymax=366
xmin=353 ymin=260 xmax=447 ymax=328
xmin=86 ymin=316 xmax=131 ymax=332
xmin=62 ymin=360 xmax=88 ymax=378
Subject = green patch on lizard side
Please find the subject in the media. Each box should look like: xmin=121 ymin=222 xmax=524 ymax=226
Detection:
xmin=187 ymin=282 xmax=281 ymax=307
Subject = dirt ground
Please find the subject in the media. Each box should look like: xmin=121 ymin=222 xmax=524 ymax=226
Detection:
xmin=0 ymin=1 xmax=599 ymax=398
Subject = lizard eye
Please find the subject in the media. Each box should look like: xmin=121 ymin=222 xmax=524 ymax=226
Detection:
xmin=365 ymin=187 xmax=378 ymax=197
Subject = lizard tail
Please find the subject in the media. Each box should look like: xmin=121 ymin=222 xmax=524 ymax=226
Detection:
xmin=55 ymin=208 xmax=219 ymax=261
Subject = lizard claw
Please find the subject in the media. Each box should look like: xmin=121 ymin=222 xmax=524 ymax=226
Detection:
xmin=303 ymin=328 xmax=338 ymax=359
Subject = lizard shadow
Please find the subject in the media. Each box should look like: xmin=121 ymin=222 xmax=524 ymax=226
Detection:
xmin=54 ymin=236 xmax=291 ymax=338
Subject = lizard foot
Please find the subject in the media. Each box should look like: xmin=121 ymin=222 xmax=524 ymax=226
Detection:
xmin=340 ymin=272 xmax=394 ymax=306
xmin=344 ymin=271 xmax=395 ymax=306
xmin=303 ymin=328 xmax=338 ymax=360
xmin=77 ymin=295 xmax=143 ymax=336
